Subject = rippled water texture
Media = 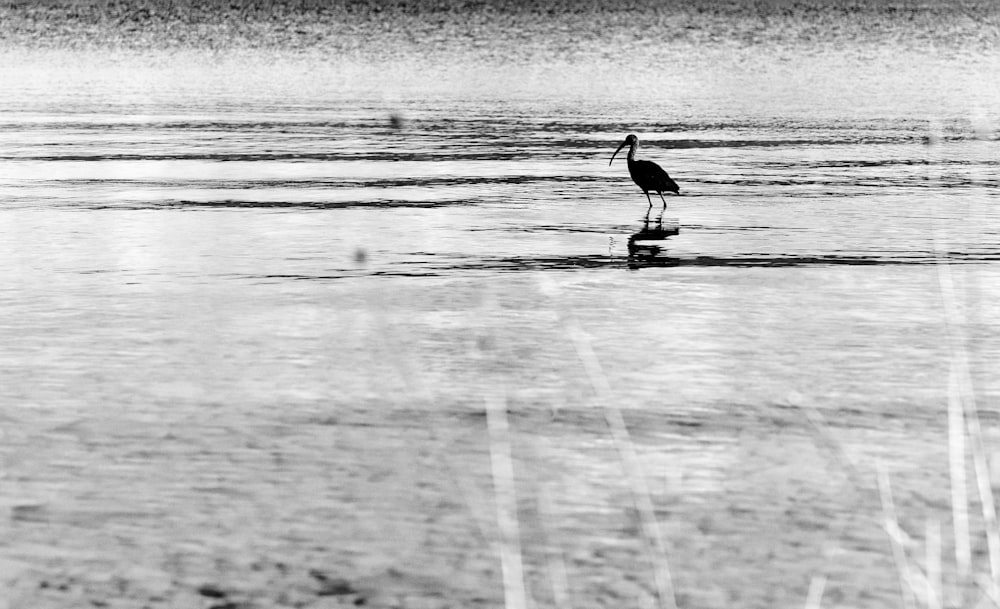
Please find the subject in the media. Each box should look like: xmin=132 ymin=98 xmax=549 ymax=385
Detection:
xmin=2 ymin=3 xmax=1000 ymax=608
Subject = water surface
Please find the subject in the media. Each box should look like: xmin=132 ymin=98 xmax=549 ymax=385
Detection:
xmin=2 ymin=7 xmax=1000 ymax=608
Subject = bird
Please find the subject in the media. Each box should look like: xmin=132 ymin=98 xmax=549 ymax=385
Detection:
xmin=609 ymin=134 xmax=680 ymax=210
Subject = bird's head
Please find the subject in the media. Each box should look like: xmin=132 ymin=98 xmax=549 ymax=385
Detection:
xmin=609 ymin=134 xmax=638 ymax=165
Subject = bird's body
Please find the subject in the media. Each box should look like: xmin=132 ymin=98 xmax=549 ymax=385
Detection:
xmin=609 ymin=134 xmax=679 ymax=209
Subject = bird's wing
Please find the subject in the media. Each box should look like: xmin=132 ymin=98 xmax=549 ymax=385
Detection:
xmin=634 ymin=160 xmax=679 ymax=193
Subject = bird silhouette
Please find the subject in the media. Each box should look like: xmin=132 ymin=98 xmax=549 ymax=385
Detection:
xmin=609 ymin=134 xmax=680 ymax=210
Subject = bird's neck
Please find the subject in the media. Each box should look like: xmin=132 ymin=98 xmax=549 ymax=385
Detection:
xmin=627 ymin=143 xmax=637 ymax=161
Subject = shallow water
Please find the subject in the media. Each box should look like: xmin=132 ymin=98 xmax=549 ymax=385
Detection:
xmin=2 ymin=11 xmax=1000 ymax=608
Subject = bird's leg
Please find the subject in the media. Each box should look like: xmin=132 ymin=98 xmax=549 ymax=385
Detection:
xmin=653 ymin=192 xmax=666 ymax=225
xmin=645 ymin=191 xmax=653 ymax=208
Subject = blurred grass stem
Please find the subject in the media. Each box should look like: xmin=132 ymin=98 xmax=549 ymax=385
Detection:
xmin=486 ymin=394 xmax=529 ymax=609
xmin=932 ymin=177 xmax=999 ymax=593
xmin=878 ymin=464 xmax=918 ymax=609
xmin=565 ymin=318 xmax=677 ymax=609
xmin=804 ymin=574 xmax=827 ymax=609
xmin=926 ymin=518 xmax=942 ymax=609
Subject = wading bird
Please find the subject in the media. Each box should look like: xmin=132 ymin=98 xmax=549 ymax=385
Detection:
xmin=609 ymin=134 xmax=680 ymax=210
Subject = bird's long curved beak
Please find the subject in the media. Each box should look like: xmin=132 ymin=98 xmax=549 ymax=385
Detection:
xmin=609 ymin=139 xmax=628 ymax=165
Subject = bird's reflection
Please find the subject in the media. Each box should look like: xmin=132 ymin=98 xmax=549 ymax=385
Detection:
xmin=627 ymin=215 xmax=679 ymax=269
